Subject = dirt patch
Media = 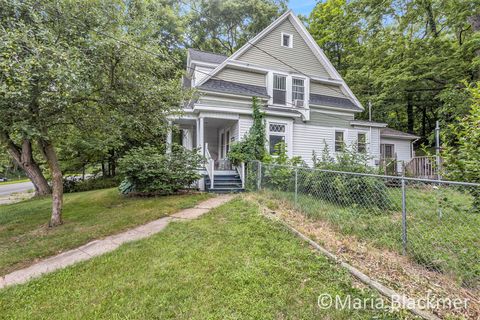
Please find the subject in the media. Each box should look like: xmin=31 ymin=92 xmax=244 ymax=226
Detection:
xmin=244 ymin=193 xmax=479 ymax=320
xmin=0 ymin=192 xmax=34 ymax=205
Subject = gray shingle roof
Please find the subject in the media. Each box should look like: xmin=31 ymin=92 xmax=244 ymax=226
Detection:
xmin=350 ymin=120 xmax=387 ymax=127
xmin=188 ymin=49 xmax=228 ymax=65
xmin=380 ymin=128 xmax=420 ymax=140
xmin=309 ymin=93 xmax=361 ymax=111
xmin=198 ymin=79 xmax=269 ymax=97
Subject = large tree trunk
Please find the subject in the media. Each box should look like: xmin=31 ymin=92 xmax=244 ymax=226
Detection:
xmin=0 ymin=132 xmax=50 ymax=196
xmin=39 ymin=138 xmax=63 ymax=227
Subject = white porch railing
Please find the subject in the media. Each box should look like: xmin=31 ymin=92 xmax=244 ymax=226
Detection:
xmin=205 ymin=143 xmax=214 ymax=189
xmin=236 ymin=162 xmax=245 ymax=189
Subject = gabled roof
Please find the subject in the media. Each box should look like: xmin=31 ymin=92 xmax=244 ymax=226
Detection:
xmin=198 ymin=79 xmax=269 ymax=98
xmin=195 ymin=10 xmax=363 ymax=111
xmin=380 ymin=128 xmax=420 ymax=140
xmin=188 ymin=48 xmax=227 ymax=65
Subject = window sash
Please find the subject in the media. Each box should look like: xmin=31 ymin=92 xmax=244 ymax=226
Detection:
xmin=358 ymin=133 xmax=366 ymax=153
xmin=292 ymin=78 xmax=304 ymax=101
xmin=273 ymin=75 xmax=286 ymax=90
xmin=269 ymin=135 xmax=285 ymax=154
xmin=335 ymin=131 xmax=344 ymax=152
xmin=282 ymin=34 xmax=290 ymax=47
xmin=381 ymin=144 xmax=395 ymax=159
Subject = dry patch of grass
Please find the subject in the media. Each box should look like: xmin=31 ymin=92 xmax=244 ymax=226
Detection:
xmin=245 ymin=192 xmax=480 ymax=320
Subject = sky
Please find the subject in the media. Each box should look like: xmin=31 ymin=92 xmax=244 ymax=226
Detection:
xmin=288 ymin=0 xmax=318 ymax=16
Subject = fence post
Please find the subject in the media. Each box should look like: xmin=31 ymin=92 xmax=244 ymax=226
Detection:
xmin=257 ymin=161 xmax=262 ymax=191
xmin=294 ymin=168 xmax=298 ymax=206
xmin=401 ymin=177 xmax=407 ymax=255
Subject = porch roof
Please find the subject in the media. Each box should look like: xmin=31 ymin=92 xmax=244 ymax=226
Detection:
xmin=198 ymin=79 xmax=269 ymax=98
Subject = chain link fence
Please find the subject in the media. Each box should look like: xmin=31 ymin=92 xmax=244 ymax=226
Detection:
xmin=247 ymin=161 xmax=480 ymax=289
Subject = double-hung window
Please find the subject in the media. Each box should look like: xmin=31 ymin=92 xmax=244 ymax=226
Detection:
xmin=269 ymin=123 xmax=286 ymax=154
xmin=357 ymin=133 xmax=367 ymax=153
xmin=335 ymin=131 xmax=345 ymax=152
xmin=292 ymin=78 xmax=304 ymax=104
xmin=273 ymin=74 xmax=287 ymax=105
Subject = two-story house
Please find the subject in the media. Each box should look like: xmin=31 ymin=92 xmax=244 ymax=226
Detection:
xmin=170 ymin=10 xmax=419 ymax=191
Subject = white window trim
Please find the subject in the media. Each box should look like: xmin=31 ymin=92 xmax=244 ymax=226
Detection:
xmin=334 ymin=129 xmax=347 ymax=153
xmin=281 ymin=32 xmax=293 ymax=48
xmin=266 ymin=120 xmax=292 ymax=157
xmin=267 ymin=71 xmax=309 ymax=109
xmin=356 ymin=131 xmax=368 ymax=154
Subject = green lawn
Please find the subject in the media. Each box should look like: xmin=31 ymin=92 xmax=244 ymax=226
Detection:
xmin=0 ymin=198 xmax=405 ymax=319
xmin=0 ymin=178 xmax=30 ymax=186
xmin=261 ymin=186 xmax=480 ymax=288
xmin=0 ymin=188 xmax=211 ymax=275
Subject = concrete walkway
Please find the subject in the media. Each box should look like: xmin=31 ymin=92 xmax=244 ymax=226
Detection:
xmin=0 ymin=194 xmax=234 ymax=289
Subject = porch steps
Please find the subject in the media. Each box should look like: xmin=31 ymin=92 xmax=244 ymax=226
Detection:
xmin=204 ymin=173 xmax=244 ymax=194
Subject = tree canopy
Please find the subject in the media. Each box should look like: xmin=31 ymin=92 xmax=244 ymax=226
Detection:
xmin=308 ymin=0 xmax=480 ymax=146
xmin=0 ymin=0 xmax=187 ymax=225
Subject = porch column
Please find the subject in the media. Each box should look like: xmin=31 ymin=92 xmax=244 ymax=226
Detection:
xmin=166 ymin=120 xmax=172 ymax=154
xmin=198 ymin=117 xmax=205 ymax=156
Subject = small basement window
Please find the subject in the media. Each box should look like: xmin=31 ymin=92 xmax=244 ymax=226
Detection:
xmin=281 ymin=33 xmax=292 ymax=48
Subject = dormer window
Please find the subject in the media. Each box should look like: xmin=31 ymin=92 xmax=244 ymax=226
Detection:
xmin=281 ymin=33 xmax=292 ymax=48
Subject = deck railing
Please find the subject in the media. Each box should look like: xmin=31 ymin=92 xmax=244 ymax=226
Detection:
xmin=405 ymin=156 xmax=440 ymax=179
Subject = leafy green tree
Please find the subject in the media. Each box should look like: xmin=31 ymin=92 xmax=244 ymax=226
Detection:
xmin=442 ymin=83 xmax=480 ymax=183
xmin=228 ymin=97 xmax=267 ymax=165
xmin=308 ymin=0 xmax=480 ymax=148
xmin=0 ymin=0 xmax=187 ymax=226
xmin=184 ymin=0 xmax=288 ymax=54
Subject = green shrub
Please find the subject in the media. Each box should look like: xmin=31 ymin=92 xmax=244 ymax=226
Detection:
xmin=63 ymin=176 xmax=120 ymax=193
xmin=118 ymin=144 xmax=203 ymax=195
xmin=228 ymin=97 xmax=267 ymax=166
xmin=300 ymin=142 xmax=393 ymax=211
xmin=262 ymin=142 xmax=303 ymax=191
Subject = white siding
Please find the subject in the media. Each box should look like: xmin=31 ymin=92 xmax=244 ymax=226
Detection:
xmin=380 ymin=138 xmax=413 ymax=163
xmin=293 ymin=124 xmax=382 ymax=166
xmin=293 ymin=123 xmax=335 ymax=165
xmin=239 ymin=115 xmax=253 ymax=139
xmin=194 ymin=66 xmax=214 ymax=86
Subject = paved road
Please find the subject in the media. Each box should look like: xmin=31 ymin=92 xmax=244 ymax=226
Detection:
xmin=0 ymin=181 xmax=34 ymax=196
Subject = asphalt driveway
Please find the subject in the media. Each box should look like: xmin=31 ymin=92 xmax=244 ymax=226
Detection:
xmin=0 ymin=182 xmax=34 ymax=196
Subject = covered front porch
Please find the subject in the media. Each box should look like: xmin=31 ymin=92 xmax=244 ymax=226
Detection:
xmin=168 ymin=115 xmax=245 ymax=192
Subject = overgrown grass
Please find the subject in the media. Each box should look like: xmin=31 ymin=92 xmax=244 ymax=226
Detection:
xmin=0 ymin=199 xmax=405 ymax=319
xmin=0 ymin=188 xmax=211 ymax=275
xmin=262 ymin=186 xmax=480 ymax=288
